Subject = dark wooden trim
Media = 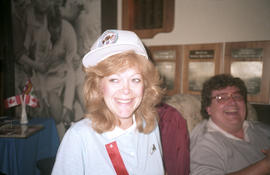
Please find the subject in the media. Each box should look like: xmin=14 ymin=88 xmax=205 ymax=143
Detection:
xmin=101 ymin=0 xmax=117 ymax=32
xmin=122 ymin=0 xmax=174 ymax=38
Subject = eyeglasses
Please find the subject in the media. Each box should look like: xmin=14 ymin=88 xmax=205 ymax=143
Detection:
xmin=211 ymin=92 xmax=244 ymax=104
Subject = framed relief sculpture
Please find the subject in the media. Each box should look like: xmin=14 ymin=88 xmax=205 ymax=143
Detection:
xmin=183 ymin=43 xmax=222 ymax=95
xmin=148 ymin=45 xmax=181 ymax=95
xmin=10 ymin=0 xmax=103 ymax=138
xmin=224 ymin=41 xmax=270 ymax=104
xmin=122 ymin=0 xmax=174 ymax=38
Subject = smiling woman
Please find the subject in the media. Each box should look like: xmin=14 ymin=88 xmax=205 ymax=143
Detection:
xmin=84 ymin=51 xmax=163 ymax=133
xmin=52 ymin=30 xmax=165 ymax=175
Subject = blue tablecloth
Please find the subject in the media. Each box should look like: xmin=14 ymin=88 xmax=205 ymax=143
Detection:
xmin=0 ymin=117 xmax=60 ymax=175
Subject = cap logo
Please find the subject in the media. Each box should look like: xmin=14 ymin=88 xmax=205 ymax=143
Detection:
xmin=98 ymin=30 xmax=118 ymax=47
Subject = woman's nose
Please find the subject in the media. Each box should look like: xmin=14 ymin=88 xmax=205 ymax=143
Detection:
xmin=121 ymin=81 xmax=130 ymax=94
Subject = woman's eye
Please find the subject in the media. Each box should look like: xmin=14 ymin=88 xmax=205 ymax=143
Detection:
xmin=109 ymin=79 xmax=119 ymax=83
xmin=132 ymin=78 xmax=141 ymax=83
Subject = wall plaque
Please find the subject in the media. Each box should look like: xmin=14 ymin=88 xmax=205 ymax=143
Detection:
xmin=231 ymin=61 xmax=262 ymax=95
xmin=189 ymin=50 xmax=215 ymax=59
xmin=183 ymin=43 xmax=222 ymax=95
xmin=188 ymin=62 xmax=215 ymax=91
xmin=148 ymin=45 xmax=181 ymax=95
xmin=225 ymin=41 xmax=270 ymax=103
xmin=156 ymin=62 xmax=176 ymax=90
xmin=152 ymin=50 xmax=176 ymax=60
xmin=231 ymin=48 xmax=263 ymax=59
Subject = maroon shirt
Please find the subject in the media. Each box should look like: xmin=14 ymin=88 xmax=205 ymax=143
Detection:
xmin=158 ymin=103 xmax=190 ymax=175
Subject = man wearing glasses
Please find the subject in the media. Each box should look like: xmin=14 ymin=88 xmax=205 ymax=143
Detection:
xmin=190 ymin=74 xmax=270 ymax=175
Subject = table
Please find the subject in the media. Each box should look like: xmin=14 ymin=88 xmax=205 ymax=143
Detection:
xmin=0 ymin=117 xmax=60 ymax=175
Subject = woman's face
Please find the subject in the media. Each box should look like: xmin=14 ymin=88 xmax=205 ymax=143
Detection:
xmin=101 ymin=67 xmax=144 ymax=126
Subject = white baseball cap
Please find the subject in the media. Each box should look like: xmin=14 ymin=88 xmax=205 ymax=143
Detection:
xmin=82 ymin=30 xmax=149 ymax=67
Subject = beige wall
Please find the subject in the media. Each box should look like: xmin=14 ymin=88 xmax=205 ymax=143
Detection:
xmin=118 ymin=0 xmax=270 ymax=45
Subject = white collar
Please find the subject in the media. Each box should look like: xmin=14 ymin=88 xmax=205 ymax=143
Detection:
xmin=207 ymin=118 xmax=250 ymax=142
xmin=102 ymin=115 xmax=137 ymax=140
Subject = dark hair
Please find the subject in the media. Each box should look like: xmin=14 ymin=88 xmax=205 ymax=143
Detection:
xmin=200 ymin=74 xmax=247 ymax=119
xmin=47 ymin=5 xmax=61 ymax=29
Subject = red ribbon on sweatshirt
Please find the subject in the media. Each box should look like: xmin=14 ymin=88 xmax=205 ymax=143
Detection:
xmin=105 ymin=141 xmax=129 ymax=175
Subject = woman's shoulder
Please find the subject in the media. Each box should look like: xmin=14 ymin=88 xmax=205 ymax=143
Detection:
xmin=68 ymin=118 xmax=93 ymax=134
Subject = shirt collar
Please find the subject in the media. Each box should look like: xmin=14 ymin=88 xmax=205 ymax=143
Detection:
xmin=207 ymin=118 xmax=250 ymax=142
xmin=102 ymin=115 xmax=137 ymax=140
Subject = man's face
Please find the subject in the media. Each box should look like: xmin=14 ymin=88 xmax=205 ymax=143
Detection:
xmin=206 ymin=86 xmax=246 ymax=133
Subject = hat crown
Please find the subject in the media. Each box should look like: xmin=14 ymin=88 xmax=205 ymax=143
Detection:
xmin=82 ymin=30 xmax=148 ymax=67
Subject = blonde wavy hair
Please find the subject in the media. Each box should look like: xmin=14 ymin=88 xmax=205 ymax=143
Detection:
xmin=83 ymin=51 xmax=164 ymax=134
